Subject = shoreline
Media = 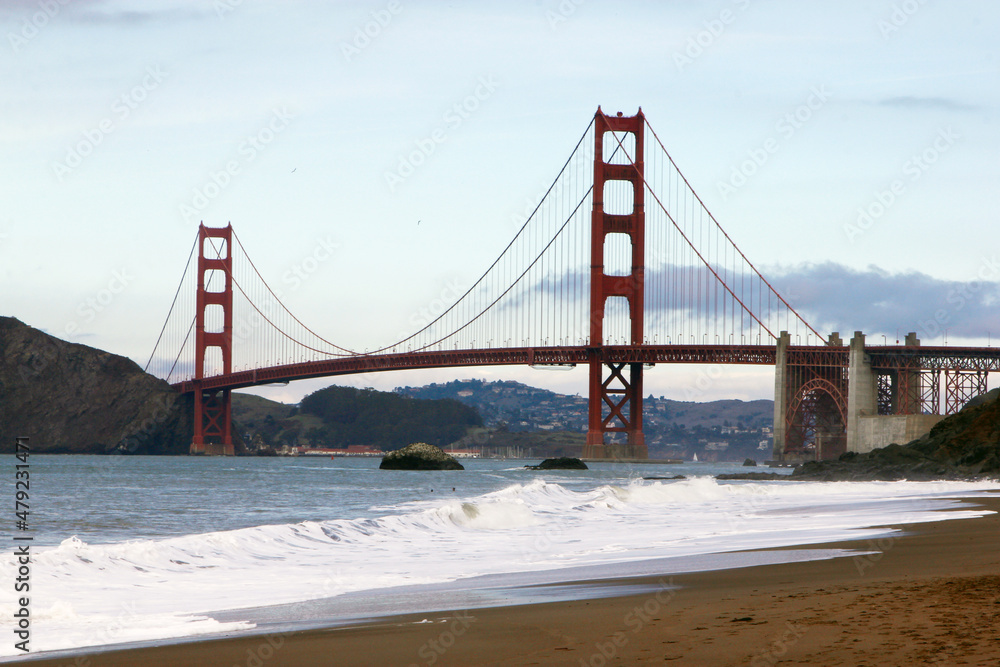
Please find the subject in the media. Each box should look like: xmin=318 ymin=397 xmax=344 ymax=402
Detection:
xmin=13 ymin=493 xmax=1000 ymax=666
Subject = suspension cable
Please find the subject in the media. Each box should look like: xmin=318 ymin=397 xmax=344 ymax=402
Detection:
xmin=231 ymin=229 xmax=357 ymax=355
xmin=405 ymin=186 xmax=594 ymax=354
xmin=642 ymin=117 xmax=824 ymax=341
xmin=145 ymin=231 xmax=198 ymax=373
xmin=365 ymin=116 xmax=598 ymax=354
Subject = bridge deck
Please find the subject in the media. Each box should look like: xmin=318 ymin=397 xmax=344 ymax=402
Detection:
xmin=172 ymin=344 xmax=1000 ymax=394
xmin=173 ymin=344 xmax=781 ymax=393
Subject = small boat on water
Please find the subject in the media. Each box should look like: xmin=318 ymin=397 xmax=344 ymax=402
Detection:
xmin=692 ymin=452 xmax=699 ymax=462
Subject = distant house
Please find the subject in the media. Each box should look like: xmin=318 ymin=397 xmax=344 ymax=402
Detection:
xmin=328 ymin=445 xmax=383 ymax=457
xmin=443 ymin=448 xmax=481 ymax=458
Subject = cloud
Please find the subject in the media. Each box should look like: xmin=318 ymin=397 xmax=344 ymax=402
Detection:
xmin=516 ymin=261 xmax=1000 ymax=343
xmin=766 ymin=262 xmax=1000 ymax=340
xmin=0 ymin=0 xmax=206 ymax=24
xmin=877 ymin=95 xmax=977 ymax=112
xmin=71 ymin=8 xmax=205 ymax=25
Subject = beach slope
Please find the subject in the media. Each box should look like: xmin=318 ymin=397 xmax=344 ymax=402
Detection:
xmin=18 ymin=495 xmax=1000 ymax=666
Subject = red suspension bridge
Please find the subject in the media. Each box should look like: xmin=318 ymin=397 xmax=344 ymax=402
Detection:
xmin=146 ymin=108 xmax=1000 ymax=460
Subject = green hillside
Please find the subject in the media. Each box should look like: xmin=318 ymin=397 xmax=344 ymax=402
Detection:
xmin=232 ymin=385 xmax=482 ymax=451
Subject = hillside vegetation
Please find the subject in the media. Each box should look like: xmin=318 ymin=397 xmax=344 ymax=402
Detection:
xmin=249 ymin=385 xmax=483 ymax=451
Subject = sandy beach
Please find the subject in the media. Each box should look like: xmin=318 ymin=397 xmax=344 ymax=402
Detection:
xmin=17 ymin=494 xmax=1000 ymax=666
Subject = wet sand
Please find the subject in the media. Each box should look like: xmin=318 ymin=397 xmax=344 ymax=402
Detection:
xmin=18 ymin=494 xmax=1000 ymax=666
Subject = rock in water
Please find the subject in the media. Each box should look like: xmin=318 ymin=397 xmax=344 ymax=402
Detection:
xmin=379 ymin=442 xmax=464 ymax=470
xmin=743 ymin=458 xmax=757 ymax=467
xmin=525 ymin=457 xmax=588 ymax=470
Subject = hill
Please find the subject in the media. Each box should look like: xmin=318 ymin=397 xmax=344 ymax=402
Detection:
xmin=395 ymin=379 xmax=774 ymax=461
xmin=233 ymin=385 xmax=483 ymax=451
xmin=0 ymin=316 xmax=192 ymax=454
xmin=299 ymin=385 xmax=482 ymax=450
xmin=907 ymin=388 xmax=1000 ymax=473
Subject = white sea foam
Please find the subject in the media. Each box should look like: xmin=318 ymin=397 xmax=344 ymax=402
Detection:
xmin=1 ymin=476 xmax=997 ymax=655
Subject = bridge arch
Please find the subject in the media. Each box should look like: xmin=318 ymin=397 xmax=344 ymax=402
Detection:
xmin=784 ymin=378 xmax=847 ymax=461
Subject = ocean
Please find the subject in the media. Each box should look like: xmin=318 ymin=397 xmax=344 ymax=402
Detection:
xmin=3 ymin=454 xmax=998 ymax=657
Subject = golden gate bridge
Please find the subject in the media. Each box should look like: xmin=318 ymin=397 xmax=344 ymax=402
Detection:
xmin=146 ymin=108 xmax=1000 ymax=460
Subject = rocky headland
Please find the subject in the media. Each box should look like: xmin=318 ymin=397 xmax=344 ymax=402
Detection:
xmin=720 ymin=388 xmax=1000 ymax=482
xmin=0 ymin=316 xmax=192 ymax=454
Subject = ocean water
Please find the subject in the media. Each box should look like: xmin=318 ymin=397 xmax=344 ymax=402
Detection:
xmin=2 ymin=455 xmax=998 ymax=657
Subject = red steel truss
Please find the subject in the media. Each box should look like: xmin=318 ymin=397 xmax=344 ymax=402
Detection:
xmin=944 ymin=369 xmax=989 ymax=414
xmin=870 ymin=348 xmax=999 ymax=415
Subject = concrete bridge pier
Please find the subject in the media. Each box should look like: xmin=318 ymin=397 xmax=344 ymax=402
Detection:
xmin=771 ymin=331 xmax=791 ymax=462
xmin=850 ymin=331 xmax=945 ymax=454
xmin=845 ymin=331 xmax=876 ymax=454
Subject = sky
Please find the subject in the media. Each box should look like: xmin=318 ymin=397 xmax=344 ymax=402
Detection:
xmin=2 ymin=0 xmax=998 ymax=404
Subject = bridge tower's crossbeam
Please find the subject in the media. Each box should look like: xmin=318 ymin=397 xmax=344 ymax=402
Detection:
xmin=584 ymin=109 xmax=648 ymax=459
xmin=192 ymin=223 xmax=234 ymax=455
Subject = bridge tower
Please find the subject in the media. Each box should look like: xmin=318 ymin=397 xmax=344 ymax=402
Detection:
xmin=191 ymin=223 xmax=235 ymax=455
xmin=584 ymin=108 xmax=648 ymax=460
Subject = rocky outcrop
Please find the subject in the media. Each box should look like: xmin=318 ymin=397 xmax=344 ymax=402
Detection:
xmin=719 ymin=389 xmax=1000 ymax=482
xmin=0 ymin=316 xmax=193 ymax=454
xmin=742 ymin=458 xmax=757 ymax=467
xmin=525 ymin=457 xmax=588 ymax=470
xmin=379 ymin=442 xmax=464 ymax=470
xmin=908 ymin=388 xmax=1000 ymax=473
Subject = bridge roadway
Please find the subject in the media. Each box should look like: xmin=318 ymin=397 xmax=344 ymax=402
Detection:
xmin=173 ymin=344 xmax=779 ymax=393
xmin=171 ymin=344 xmax=1000 ymax=394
